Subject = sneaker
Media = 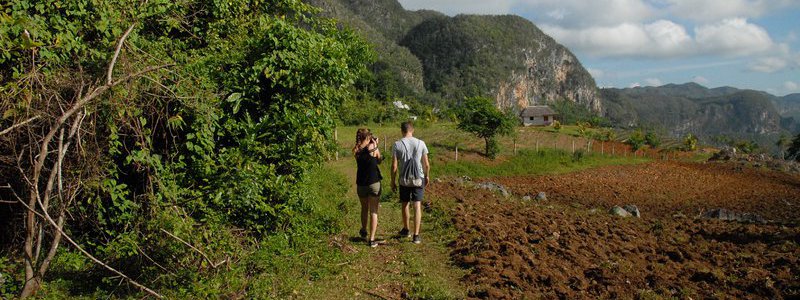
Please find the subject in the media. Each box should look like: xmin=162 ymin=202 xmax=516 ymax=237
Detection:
xmin=369 ymin=240 xmax=379 ymax=248
xmin=398 ymin=228 xmax=410 ymax=238
xmin=359 ymin=228 xmax=367 ymax=239
xmin=412 ymin=235 xmax=421 ymax=244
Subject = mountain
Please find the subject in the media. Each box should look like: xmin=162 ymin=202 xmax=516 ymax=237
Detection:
xmin=774 ymin=93 xmax=800 ymax=120
xmin=602 ymin=83 xmax=799 ymax=144
xmin=307 ymin=0 xmax=600 ymax=112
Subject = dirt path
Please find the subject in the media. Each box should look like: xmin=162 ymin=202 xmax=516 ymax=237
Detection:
xmin=304 ymin=159 xmax=465 ymax=299
xmin=431 ymin=161 xmax=800 ymax=299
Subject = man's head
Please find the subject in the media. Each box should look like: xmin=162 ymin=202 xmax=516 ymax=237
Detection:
xmin=401 ymin=121 xmax=414 ymax=136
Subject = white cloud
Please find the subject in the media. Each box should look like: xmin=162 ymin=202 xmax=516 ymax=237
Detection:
xmin=692 ymin=75 xmax=710 ymax=85
xmin=644 ymin=78 xmax=664 ymax=86
xmin=785 ymin=81 xmax=799 ymax=92
xmin=663 ymin=0 xmax=800 ymax=22
xmin=542 ymin=18 xmax=773 ymax=58
xmin=629 ymin=82 xmax=642 ymax=88
xmin=695 ymin=18 xmax=774 ymax=56
xmin=748 ymin=57 xmax=788 ymax=73
xmin=587 ymin=67 xmax=605 ymax=78
xmin=540 ymin=20 xmax=692 ymax=57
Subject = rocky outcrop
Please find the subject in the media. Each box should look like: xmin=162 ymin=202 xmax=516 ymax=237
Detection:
xmin=495 ymin=47 xmax=600 ymax=113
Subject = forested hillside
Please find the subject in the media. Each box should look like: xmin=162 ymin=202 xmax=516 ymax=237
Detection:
xmin=602 ymin=83 xmax=798 ymax=146
xmin=307 ymin=0 xmax=600 ymax=113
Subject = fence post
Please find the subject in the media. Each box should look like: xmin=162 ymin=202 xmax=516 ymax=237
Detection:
xmin=587 ymin=140 xmax=591 ymax=153
xmin=455 ymin=145 xmax=459 ymax=161
xmin=334 ymin=129 xmax=339 ymax=161
xmin=514 ymin=139 xmax=517 ymax=155
xmin=601 ymin=142 xmax=604 ymax=155
xmin=383 ymin=135 xmax=387 ymax=153
xmin=572 ymin=140 xmax=575 ymax=154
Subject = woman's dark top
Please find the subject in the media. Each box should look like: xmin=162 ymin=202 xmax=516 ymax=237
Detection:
xmin=356 ymin=147 xmax=382 ymax=186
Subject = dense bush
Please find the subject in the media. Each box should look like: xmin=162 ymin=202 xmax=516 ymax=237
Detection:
xmin=0 ymin=0 xmax=370 ymax=297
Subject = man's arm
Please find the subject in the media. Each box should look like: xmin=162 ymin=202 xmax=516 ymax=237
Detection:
xmin=391 ymin=155 xmax=398 ymax=192
xmin=422 ymin=154 xmax=430 ymax=187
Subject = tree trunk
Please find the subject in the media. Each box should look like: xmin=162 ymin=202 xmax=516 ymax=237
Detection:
xmin=484 ymin=137 xmax=490 ymax=156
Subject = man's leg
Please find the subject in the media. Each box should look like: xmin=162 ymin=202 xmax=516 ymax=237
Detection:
xmin=413 ymin=200 xmax=422 ymax=236
xmin=401 ymin=201 xmax=410 ymax=231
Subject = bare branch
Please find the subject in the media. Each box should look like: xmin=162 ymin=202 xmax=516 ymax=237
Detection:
xmin=108 ymin=24 xmax=136 ymax=85
xmin=0 ymin=115 xmax=40 ymax=137
xmin=31 ymin=189 xmax=163 ymax=298
xmin=111 ymin=64 xmax=174 ymax=86
xmin=160 ymin=229 xmax=225 ymax=269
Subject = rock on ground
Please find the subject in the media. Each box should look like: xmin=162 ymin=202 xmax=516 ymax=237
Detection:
xmin=609 ymin=206 xmax=632 ymax=217
xmin=536 ymin=192 xmax=547 ymax=201
xmin=700 ymin=208 xmax=765 ymax=223
xmin=475 ymin=182 xmax=510 ymax=198
xmin=623 ymin=204 xmax=641 ymax=218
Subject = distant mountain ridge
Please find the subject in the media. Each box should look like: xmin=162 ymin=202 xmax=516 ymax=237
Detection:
xmin=307 ymin=0 xmax=600 ymax=112
xmin=602 ymin=83 xmax=799 ymax=144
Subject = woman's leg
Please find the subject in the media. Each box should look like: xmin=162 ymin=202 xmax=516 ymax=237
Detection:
xmin=368 ymin=196 xmax=379 ymax=242
xmin=359 ymin=196 xmax=368 ymax=233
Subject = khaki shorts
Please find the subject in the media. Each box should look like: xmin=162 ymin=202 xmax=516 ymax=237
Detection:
xmin=357 ymin=182 xmax=381 ymax=198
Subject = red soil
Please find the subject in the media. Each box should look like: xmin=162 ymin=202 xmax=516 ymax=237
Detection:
xmin=430 ymin=161 xmax=800 ymax=299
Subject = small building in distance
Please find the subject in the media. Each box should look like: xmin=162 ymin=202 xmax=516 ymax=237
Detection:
xmin=520 ymin=106 xmax=558 ymax=126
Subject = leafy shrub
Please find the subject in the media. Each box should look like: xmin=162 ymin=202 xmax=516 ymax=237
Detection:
xmin=572 ymin=150 xmax=585 ymax=162
xmin=627 ymin=130 xmax=646 ymax=151
xmin=552 ymin=120 xmax=562 ymax=130
xmin=683 ymin=134 xmax=698 ymax=151
xmin=644 ymin=131 xmax=661 ymax=148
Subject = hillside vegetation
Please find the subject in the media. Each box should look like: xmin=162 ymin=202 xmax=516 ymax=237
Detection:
xmin=307 ymin=0 xmax=600 ymax=112
xmin=602 ymin=83 xmax=799 ymax=149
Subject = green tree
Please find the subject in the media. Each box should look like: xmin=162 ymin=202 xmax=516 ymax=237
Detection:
xmin=456 ymin=97 xmax=516 ymax=158
xmin=683 ymin=133 xmax=698 ymax=151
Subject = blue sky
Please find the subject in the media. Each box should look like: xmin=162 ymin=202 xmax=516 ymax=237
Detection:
xmin=397 ymin=0 xmax=800 ymax=96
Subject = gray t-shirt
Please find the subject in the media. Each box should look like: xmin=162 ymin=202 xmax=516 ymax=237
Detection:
xmin=393 ymin=137 xmax=429 ymax=179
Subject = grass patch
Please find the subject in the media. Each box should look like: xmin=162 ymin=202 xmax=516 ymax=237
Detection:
xmin=434 ymin=149 xmax=650 ymax=178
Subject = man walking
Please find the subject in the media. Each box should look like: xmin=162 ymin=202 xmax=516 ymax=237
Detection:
xmin=391 ymin=121 xmax=430 ymax=244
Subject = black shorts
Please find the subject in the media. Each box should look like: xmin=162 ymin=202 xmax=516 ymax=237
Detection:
xmin=399 ymin=186 xmax=424 ymax=202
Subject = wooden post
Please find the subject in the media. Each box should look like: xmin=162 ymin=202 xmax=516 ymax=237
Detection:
xmin=587 ymin=140 xmax=591 ymax=153
xmin=572 ymin=140 xmax=575 ymax=153
xmin=455 ymin=145 xmax=459 ymax=161
xmin=612 ymin=144 xmax=615 ymax=156
xmin=514 ymin=139 xmax=517 ymax=155
xmin=601 ymin=142 xmax=604 ymax=155
xmin=383 ymin=135 xmax=387 ymax=153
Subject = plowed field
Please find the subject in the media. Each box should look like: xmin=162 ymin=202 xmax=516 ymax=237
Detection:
xmin=430 ymin=161 xmax=800 ymax=299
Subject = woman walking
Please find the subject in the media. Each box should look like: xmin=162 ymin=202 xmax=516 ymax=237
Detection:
xmin=353 ymin=128 xmax=383 ymax=247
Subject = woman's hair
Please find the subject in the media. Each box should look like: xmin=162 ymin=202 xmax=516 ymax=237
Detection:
xmin=352 ymin=128 xmax=372 ymax=156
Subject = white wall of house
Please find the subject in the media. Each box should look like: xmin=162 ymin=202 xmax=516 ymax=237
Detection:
xmin=522 ymin=115 xmax=554 ymax=126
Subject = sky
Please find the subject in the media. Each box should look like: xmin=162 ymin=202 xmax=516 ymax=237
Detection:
xmin=397 ymin=0 xmax=800 ymax=96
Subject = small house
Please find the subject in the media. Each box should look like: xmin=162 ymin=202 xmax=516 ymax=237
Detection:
xmin=520 ymin=106 xmax=558 ymax=126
